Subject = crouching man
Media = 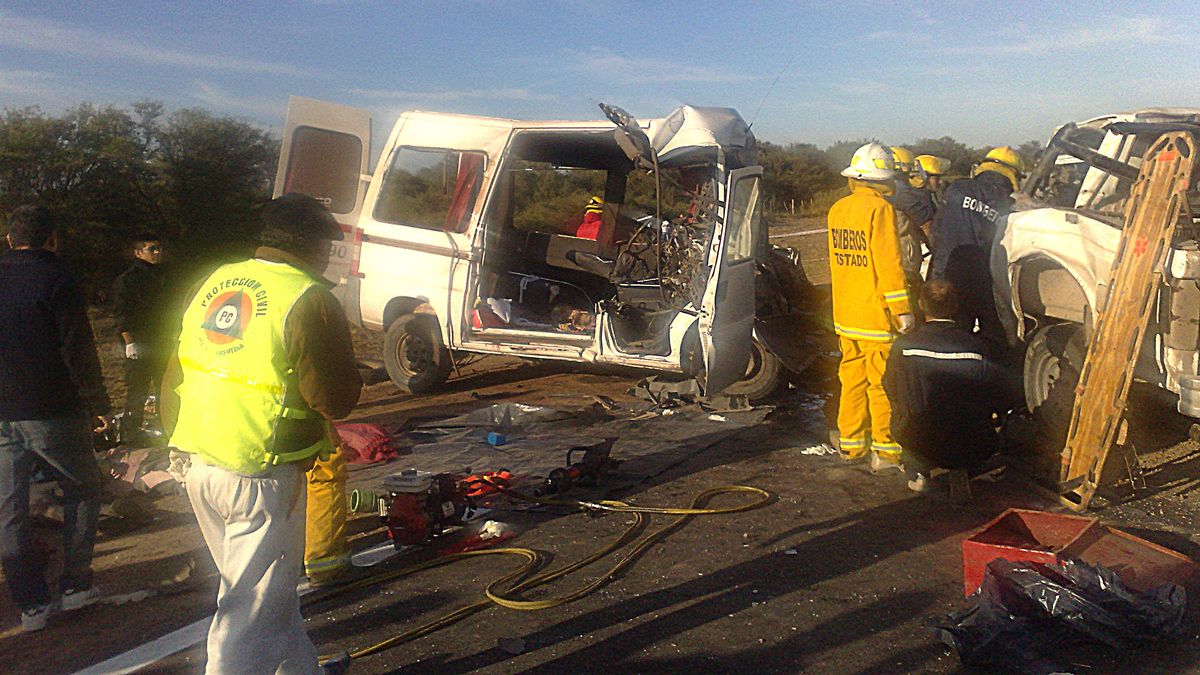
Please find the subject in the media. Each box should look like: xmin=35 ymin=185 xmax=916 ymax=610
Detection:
xmin=882 ymin=280 xmax=1021 ymax=500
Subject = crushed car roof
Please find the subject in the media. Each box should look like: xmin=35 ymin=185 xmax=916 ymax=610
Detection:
xmin=394 ymin=105 xmax=756 ymax=168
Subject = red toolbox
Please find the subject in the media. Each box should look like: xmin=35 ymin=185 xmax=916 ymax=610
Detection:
xmin=961 ymin=508 xmax=1195 ymax=596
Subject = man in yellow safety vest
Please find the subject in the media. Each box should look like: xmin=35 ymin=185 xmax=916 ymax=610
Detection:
xmin=162 ymin=193 xmax=362 ymax=674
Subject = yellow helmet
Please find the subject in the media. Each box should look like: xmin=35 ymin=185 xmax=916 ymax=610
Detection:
xmin=585 ymin=196 xmax=603 ymax=213
xmin=841 ymin=142 xmax=896 ymax=181
xmin=915 ymin=155 xmax=950 ymax=176
xmin=890 ymin=146 xmax=914 ymax=174
xmin=984 ymin=146 xmax=1027 ymax=174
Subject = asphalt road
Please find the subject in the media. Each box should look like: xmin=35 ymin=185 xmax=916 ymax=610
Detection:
xmin=9 ymin=217 xmax=1200 ymax=673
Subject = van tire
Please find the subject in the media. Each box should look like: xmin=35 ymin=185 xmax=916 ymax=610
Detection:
xmin=682 ymin=327 xmax=782 ymax=402
xmin=1024 ymin=322 xmax=1085 ymax=464
xmin=725 ymin=338 xmax=784 ymax=402
xmin=383 ymin=314 xmax=451 ymax=394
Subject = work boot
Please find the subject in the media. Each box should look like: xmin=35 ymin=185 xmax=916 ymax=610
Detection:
xmin=838 ymin=451 xmax=867 ymax=465
xmin=21 ymin=603 xmax=51 ymax=632
xmin=907 ymin=473 xmax=930 ymax=494
xmin=949 ymin=470 xmax=972 ymax=503
xmin=869 ymin=452 xmax=903 ymax=474
xmin=60 ymin=586 xmax=101 ymax=612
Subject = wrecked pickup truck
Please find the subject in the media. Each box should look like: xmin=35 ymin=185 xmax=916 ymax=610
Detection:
xmin=997 ymin=108 xmax=1200 ymax=445
xmin=272 ymin=97 xmax=824 ymax=399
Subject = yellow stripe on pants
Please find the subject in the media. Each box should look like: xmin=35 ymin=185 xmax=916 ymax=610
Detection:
xmin=836 ymin=336 xmax=898 ymax=459
xmin=305 ymin=445 xmax=350 ymax=583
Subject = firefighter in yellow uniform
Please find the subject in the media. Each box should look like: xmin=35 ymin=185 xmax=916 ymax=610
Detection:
xmin=828 ymin=143 xmax=915 ymax=472
xmin=305 ymin=446 xmax=351 ymax=585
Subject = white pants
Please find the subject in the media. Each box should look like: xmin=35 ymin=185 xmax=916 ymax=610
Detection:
xmin=186 ymin=457 xmax=319 ymax=675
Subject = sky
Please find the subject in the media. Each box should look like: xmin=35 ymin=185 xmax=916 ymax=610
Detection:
xmin=2 ymin=1 xmax=1199 ymax=150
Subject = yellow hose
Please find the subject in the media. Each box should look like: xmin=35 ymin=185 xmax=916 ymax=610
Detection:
xmin=309 ymin=484 xmax=772 ymax=662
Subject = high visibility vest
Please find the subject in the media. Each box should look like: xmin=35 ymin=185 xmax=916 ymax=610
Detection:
xmin=170 ymin=258 xmax=331 ymax=475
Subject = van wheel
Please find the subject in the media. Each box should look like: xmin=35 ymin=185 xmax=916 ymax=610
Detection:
xmin=725 ymin=338 xmax=784 ymax=402
xmin=383 ymin=314 xmax=451 ymax=394
xmin=1024 ymin=322 xmax=1085 ymax=463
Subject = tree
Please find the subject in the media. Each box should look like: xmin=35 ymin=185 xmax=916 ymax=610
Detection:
xmin=759 ymin=141 xmax=841 ymax=213
xmin=0 ymin=102 xmax=279 ymax=299
xmin=822 ymin=138 xmax=879 ymax=174
xmin=155 ymin=108 xmax=278 ymax=259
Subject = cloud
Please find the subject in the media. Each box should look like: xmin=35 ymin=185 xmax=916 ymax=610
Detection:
xmin=349 ymin=87 xmax=557 ymax=103
xmin=569 ymin=48 xmax=761 ymax=84
xmin=940 ymin=15 xmax=1176 ymax=56
xmin=830 ymin=78 xmax=890 ymax=95
xmin=0 ymin=12 xmax=312 ymax=77
xmin=0 ymin=69 xmax=60 ymax=97
xmin=188 ymin=81 xmax=283 ymax=119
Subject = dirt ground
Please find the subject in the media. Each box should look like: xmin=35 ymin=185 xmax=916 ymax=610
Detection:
xmin=6 ymin=219 xmax=1200 ymax=674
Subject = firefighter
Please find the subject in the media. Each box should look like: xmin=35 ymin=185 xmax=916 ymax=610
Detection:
xmin=575 ymin=196 xmax=604 ymax=240
xmin=914 ymin=154 xmax=951 ymax=209
xmin=888 ymin=146 xmax=936 ymax=293
xmin=928 ymin=146 xmax=1025 ymax=356
xmin=828 ymin=142 xmax=915 ymax=473
xmin=305 ymin=444 xmax=350 ymax=586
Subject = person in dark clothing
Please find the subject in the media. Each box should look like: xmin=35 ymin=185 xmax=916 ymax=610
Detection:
xmin=0 ymin=205 xmax=109 ymax=631
xmin=927 ymin=146 xmax=1025 ymax=355
xmin=112 ymin=233 xmax=166 ymax=444
xmin=883 ymin=280 xmax=1021 ymax=500
xmin=888 ymin=147 xmax=937 ymax=294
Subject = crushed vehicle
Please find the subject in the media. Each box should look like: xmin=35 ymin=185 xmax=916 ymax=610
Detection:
xmin=273 ymin=97 xmax=825 ymax=399
xmin=996 ymin=108 xmax=1200 ymax=464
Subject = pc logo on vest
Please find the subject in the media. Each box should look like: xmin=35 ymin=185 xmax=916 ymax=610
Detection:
xmin=202 ymin=290 xmax=253 ymax=344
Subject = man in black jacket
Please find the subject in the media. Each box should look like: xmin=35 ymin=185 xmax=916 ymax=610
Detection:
xmin=0 ymin=205 xmax=109 ymax=631
xmin=927 ymin=146 xmax=1025 ymax=355
xmin=112 ymin=233 xmax=166 ymax=444
xmin=883 ymin=280 xmax=1021 ymax=500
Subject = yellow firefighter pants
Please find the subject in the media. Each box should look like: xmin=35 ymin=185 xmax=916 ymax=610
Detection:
xmin=304 ymin=446 xmax=350 ymax=584
xmin=836 ymin=337 xmax=901 ymax=460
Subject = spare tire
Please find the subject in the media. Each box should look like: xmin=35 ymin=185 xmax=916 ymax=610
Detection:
xmin=725 ymin=337 xmax=784 ymax=402
xmin=383 ymin=314 xmax=452 ymax=394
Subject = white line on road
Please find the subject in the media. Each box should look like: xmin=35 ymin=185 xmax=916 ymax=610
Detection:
xmin=769 ymin=227 xmax=826 ymax=240
xmin=73 ymin=616 xmax=211 ymax=675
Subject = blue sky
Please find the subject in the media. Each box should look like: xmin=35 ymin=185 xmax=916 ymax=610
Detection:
xmin=3 ymin=1 xmax=1199 ymax=149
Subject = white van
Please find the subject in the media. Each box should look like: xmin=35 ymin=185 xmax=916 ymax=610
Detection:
xmin=273 ymin=96 xmax=775 ymax=396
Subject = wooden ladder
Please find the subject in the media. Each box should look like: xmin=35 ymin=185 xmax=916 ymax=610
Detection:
xmin=1059 ymin=132 xmax=1197 ymax=511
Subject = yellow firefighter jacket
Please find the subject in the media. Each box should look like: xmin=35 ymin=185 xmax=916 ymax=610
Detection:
xmin=827 ymin=180 xmax=912 ymax=342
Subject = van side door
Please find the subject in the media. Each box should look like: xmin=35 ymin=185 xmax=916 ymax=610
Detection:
xmin=273 ymin=96 xmax=372 ymax=321
xmin=699 ymin=166 xmax=763 ymax=393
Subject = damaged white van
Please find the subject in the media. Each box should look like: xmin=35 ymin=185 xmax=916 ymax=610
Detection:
xmin=1001 ymin=108 xmax=1200 ymax=427
xmin=273 ymin=97 xmax=789 ymax=396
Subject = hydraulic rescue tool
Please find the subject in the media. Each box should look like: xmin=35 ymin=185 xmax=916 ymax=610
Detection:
xmin=534 ymin=439 xmax=619 ymax=497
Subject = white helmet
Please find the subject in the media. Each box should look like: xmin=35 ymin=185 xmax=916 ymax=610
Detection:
xmin=841 ymin=142 xmax=896 ymax=181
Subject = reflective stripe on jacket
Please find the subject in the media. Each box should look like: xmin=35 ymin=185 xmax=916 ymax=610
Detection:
xmin=828 ymin=180 xmax=912 ymax=342
xmin=882 ymin=320 xmax=1021 ymax=465
xmin=170 ymin=258 xmax=331 ymax=475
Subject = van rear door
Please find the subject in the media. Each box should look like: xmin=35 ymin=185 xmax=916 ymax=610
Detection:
xmin=273 ymin=96 xmax=372 ymax=319
xmin=699 ymin=166 xmax=762 ymax=393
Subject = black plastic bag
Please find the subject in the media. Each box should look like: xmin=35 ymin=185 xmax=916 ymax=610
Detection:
xmin=931 ymin=558 xmax=1186 ymax=673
